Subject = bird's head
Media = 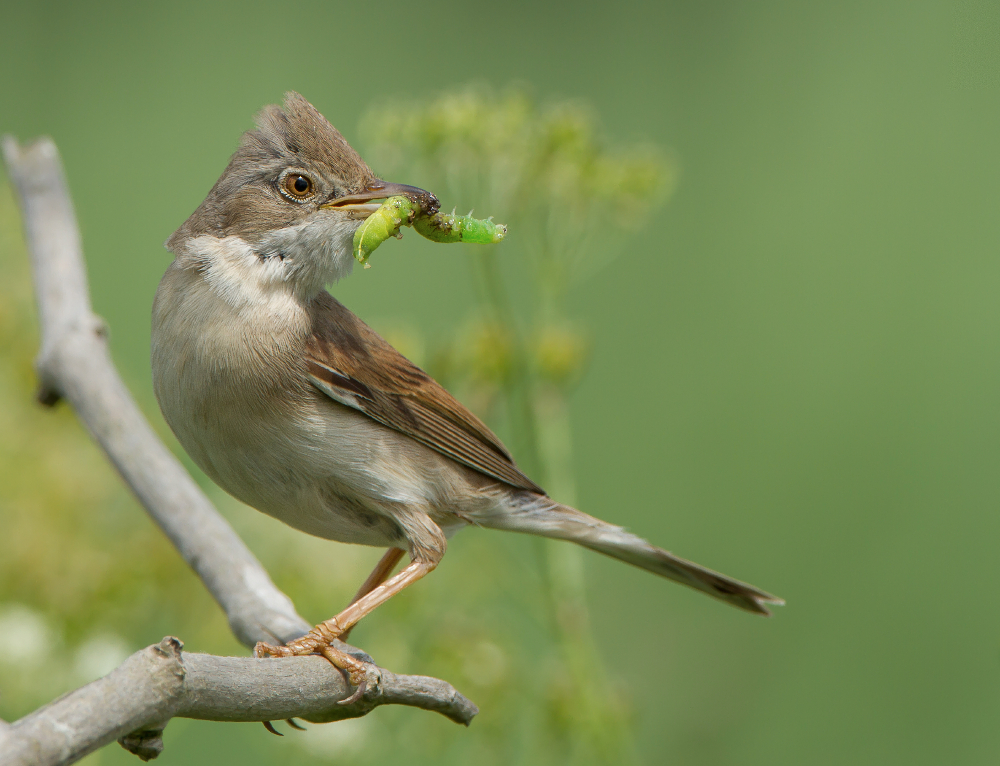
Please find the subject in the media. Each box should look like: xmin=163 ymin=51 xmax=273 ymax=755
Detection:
xmin=166 ymin=92 xmax=436 ymax=300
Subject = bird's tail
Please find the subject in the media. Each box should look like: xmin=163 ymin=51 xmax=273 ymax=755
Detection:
xmin=477 ymin=498 xmax=783 ymax=615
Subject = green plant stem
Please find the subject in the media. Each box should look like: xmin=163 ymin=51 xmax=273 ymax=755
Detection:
xmin=476 ymin=248 xmax=637 ymax=766
xmin=475 ymin=250 xmax=543 ymax=482
xmin=536 ymin=390 xmax=638 ymax=766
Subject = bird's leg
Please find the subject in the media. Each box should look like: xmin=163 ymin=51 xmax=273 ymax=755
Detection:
xmin=351 ymin=547 xmax=407 ymax=604
xmin=255 ymin=557 xmax=437 ymax=701
xmin=339 ymin=547 xmax=406 ymax=641
xmin=300 ymin=557 xmax=436 ymax=647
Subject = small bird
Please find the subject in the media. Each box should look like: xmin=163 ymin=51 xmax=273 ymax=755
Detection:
xmin=152 ymin=92 xmax=782 ymax=700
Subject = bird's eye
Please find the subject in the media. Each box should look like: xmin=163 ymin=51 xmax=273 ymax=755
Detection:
xmin=281 ymin=172 xmax=314 ymax=200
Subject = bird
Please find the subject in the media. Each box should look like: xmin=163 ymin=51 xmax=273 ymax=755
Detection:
xmin=152 ymin=92 xmax=782 ymax=702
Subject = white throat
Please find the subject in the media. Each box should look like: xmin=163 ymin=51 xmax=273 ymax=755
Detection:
xmin=256 ymin=215 xmax=359 ymax=293
xmin=174 ymin=216 xmax=358 ymax=309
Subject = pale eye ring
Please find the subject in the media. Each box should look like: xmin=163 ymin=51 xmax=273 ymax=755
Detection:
xmin=279 ymin=170 xmax=315 ymax=201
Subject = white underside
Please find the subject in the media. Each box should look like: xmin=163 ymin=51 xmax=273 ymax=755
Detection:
xmin=152 ymin=233 xmax=514 ymax=555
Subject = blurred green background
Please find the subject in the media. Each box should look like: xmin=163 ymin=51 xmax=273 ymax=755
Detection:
xmin=2 ymin=0 xmax=998 ymax=763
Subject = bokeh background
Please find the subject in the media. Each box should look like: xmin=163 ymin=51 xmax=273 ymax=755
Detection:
xmin=2 ymin=1 xmax=998 ymax=763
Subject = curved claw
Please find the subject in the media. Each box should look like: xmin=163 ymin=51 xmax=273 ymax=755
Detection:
xmin=262 ymin=721 xmax=283 ymax=736
xmin=338 ymin=676 xmax=367 ymax=706
xmin=286 ymin=718 xmax=307 ymax=731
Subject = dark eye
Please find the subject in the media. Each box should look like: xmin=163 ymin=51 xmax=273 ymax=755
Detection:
xmin=281 ymin=172 xmax=314 ymax=200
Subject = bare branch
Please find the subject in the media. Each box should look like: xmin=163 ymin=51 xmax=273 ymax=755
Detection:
xmin=0 ymin=637 xmax=477 ymax=766
xmin=0 ymin=136 xmax=478 ymax=762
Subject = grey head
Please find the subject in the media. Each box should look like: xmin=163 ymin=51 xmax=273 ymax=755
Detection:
xmin=166 ymin=92 xmax=435 ymax=296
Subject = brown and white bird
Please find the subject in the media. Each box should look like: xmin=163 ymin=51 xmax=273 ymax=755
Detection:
xmin=152 ymin=92 xmax=782 ymax=700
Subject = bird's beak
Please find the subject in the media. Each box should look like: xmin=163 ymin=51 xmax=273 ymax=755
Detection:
xmin=322 ymin=180 xmax=440 ymax=218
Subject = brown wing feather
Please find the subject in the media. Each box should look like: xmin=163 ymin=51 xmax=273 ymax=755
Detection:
xmin=306 ymin=292 xmax=544 ymax=494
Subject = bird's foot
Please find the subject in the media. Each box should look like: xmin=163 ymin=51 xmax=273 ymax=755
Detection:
xmin=255 ymin=623 xmax=378 ymax=706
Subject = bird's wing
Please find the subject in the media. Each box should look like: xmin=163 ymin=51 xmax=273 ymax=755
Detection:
xmin=306 ymin=291 xmax=544 ymax=494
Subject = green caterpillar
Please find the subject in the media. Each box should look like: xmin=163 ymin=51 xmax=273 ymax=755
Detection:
xmin=352 ymin=195 xmax=507 ymax=267
xmin=412 ymin=210 xmax=507 ymax=244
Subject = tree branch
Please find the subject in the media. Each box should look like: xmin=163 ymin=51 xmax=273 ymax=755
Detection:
xmin=0 ymin=637 xmax=478 ymax=766
xmin=0 ymin=136 xmax=477 ymax=763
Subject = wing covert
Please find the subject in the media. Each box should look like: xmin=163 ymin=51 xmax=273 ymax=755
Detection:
xmin=306 ymin=292 xmax=544 ymax=494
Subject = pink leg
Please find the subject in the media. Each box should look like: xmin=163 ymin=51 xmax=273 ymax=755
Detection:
xmin=255 ymin=557 xmax=437 ymax=701
xmin=340 ymin=547 xmax=405 ymax=641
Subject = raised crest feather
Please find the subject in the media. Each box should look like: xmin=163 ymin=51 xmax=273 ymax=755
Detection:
xmin=246 ymin=93 xmax=374 ymax=186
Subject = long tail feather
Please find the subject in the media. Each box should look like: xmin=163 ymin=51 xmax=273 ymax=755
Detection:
xmin=479 ymin=499 xmax=783 ymax=615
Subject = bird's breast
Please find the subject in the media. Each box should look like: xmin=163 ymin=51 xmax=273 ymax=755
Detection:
xmin=151 ymin=262 xmax=437 ymax=548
